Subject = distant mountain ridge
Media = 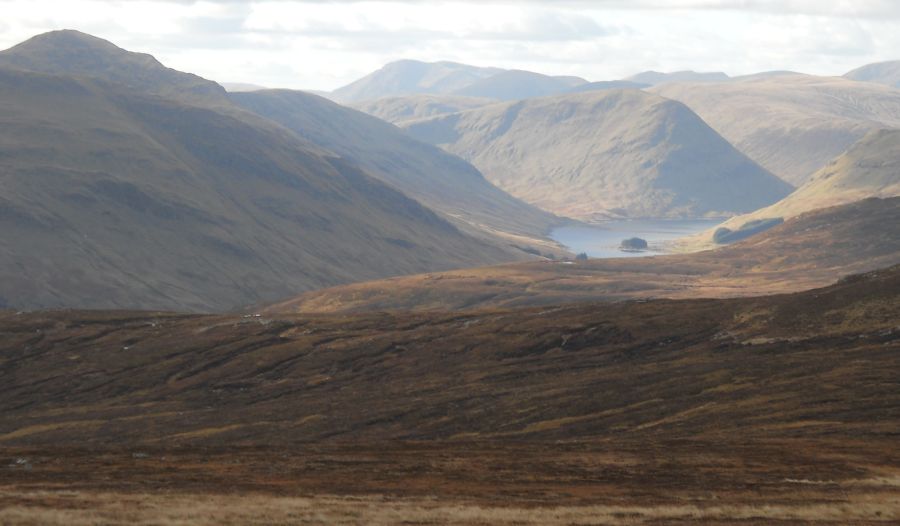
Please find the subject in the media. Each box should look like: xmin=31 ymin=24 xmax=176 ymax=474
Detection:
xmin=844 ymin=60 xmax=900 ymax=88
xmin=403 ymin=89 xmax=792 ymax=220
xmin=625 ymin=70 xmax=729 ymax=86
xmin=689 ymin=128 xmax=900 ymax=248
xmin=452 ymin=69 xmax=587 ymax=100
xmin=331 ymin=59 xmax=587 ymax=102
xmin=653 ymin=74 xmax=900 ymax=185
xmin=229 ymin=89 xmax=563 ymax=247
xmin=567 ymin=80 xmax=649 ymax=93
xmin=352 ymin=94 xmax=494 ymax=125
xmin=331 ymin=59 xmax=504 ymax=102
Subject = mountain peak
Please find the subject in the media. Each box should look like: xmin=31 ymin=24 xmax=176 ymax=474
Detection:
xmin=1 ymin=29 xmax=148 ymax=67
xmin=331 ymin=59 xmax=504 ymax=102
xmin=0 ymin=29 xmax=226 ymax=104
xmin=14 ymin=28 xmax=119 ymax=48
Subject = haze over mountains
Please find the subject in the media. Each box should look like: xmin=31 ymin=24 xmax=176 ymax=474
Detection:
xmin=330 ymin=59 xmax=504 ymax=102
xmin=2 ymin=19 xmax=900 ymax=525
xmin=451 ymin=69 xmax=587 ymax=100
xmin=653 ymin=74 xmax=900 ymax=185
xmin=0 ymin=31 xmax=546 ymax=311
xmin=229 ymin=89 xmax=562 ymax=247
xmin=625 ymin=70 xmax=729 ymax=86
xmin=1 ymin=31 xmax=898 ymax=314
xmin=0 ymin=30 xmax=228 ymax=106
xmin=691 ymin=129 xmax=900 ymax=247
xmin=844 ymin=59 xmax=900 ymax=88
xmin=403 ymin=89 xmax=792 ymax=220
xmin=352 ymin=94 xmax=494 ymax=125
xmin=331 ymin=59 xmax=588 ymax=103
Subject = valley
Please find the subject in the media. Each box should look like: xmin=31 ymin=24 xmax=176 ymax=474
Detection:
xmin=269 ymin=197 xmax=900 ymax=313
xmin=0 ymin=13 xmax=899 ymax=525
xmin=550 ymin=218 xmax=720 ymax=258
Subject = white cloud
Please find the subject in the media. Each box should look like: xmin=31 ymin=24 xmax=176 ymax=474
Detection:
xmin=0 ymin=0 xmax=898 ymax=90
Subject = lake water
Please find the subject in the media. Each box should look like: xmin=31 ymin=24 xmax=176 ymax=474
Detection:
xmin=551 ymin=219 xmax=722 ymax=259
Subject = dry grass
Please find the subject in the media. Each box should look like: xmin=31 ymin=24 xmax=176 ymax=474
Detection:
xmin=1 ymin=489 xmax=898 ymax=525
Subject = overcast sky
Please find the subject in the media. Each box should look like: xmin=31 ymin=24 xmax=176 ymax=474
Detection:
xmin=1 ymin=0 xmax=898 ymax=90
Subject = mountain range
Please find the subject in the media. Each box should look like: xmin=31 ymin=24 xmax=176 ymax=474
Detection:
xmin=402 ymin=89 xmax=792 ymax=220
xmin=653 ymin=73 xmax=900 ymax=185
xmin=689 ymin=129 xmax=900 ymax=248
xmin=331 ymin=59 xmax=588 ymax=102
xmin=352 ymin=94 xmax=494 ymax=125
xmin=228 ymin=89 xmax=561 ymax=247
xmin=844 ymin=59 xmax=900 ymax=88
xmin=625 ymin=70 xmax=729 ymax=86
xmin=0 ymin=31 xmax=547 ymax=311
xmin=330 ymin=59 xmax=504 ymax=102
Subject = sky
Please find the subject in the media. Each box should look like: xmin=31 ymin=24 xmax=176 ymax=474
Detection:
xmin=1 ymin=0 xmax=899 ymax=91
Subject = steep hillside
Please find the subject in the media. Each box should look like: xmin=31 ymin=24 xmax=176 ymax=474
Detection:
xmin=690 ymin=129 xmax=900 ymax=248
xmin=331 ymin=59 xmax=503 ymax=102
xmin=653 ymin=74 xmax=900 ymax=185
xmin=451 ymin=69 xmax=587 ymax=100
xmin=404 ymin=89 xmax=791 ymax=220
xmin=0 ymin=30 xmax=227 ymax=105
xmin=230 ymin=89 xmax=563 ymax=248
xmin=0 ymin=67 xmax=515 ymax=312
xmin=844 ymin=59 xmax=900 ymax=88
xmin=625 ymin=70 xmax=729 ymax=85
xmin=270 ymin=197 xmax=900 ymax=314
xmin=352 ymin=94 xmax=494 ymax=125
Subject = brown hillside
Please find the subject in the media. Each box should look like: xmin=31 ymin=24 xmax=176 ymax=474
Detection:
xmin=270 ymin=197 xmax=900 ymax=314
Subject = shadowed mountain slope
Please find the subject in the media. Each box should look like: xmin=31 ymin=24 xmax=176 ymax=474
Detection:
xmin=653 ymin=74 xmax=900 ymax=185
xmin=0 ymin=65 xmax=514 ymax=312
xmin=331 ymin=59 xmax=503 ymax=102
xmin=1 ymin=263 xmax=897 ymax=446
xmin=269 ymin=197 xmax=900 ymax=314
xmin=229 ymin=89 xmax=563 ymax=247
xmin=404 ymin=89 xmax=791 ymax=220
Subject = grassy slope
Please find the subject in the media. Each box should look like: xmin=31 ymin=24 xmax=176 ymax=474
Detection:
xmin=683 ymin=129 xmax=900 ymax=250
xmin=0 ymin=68 xmax=515 ymax=312
xmin=653 ymin=74 xmax=900 ymax=185
xmin=230 ymin=89 xmax=564 ymax=249
xmin=352 ymin=93 xmax=494 ymax=125
xmin=269 ymin=197 xmax=900 ymax=314
xmin=0 ymin=263 xmax=897 ymax=447
xmin=404 ymin=89 xmax=791 ymax=220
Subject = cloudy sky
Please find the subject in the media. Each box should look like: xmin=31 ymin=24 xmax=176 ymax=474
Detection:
xmin=0 ymin=0 xmax=898 ymax=90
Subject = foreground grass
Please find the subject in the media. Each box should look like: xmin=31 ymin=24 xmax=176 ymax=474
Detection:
xmin=2 ymin=488 xmax=898 ymax=525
